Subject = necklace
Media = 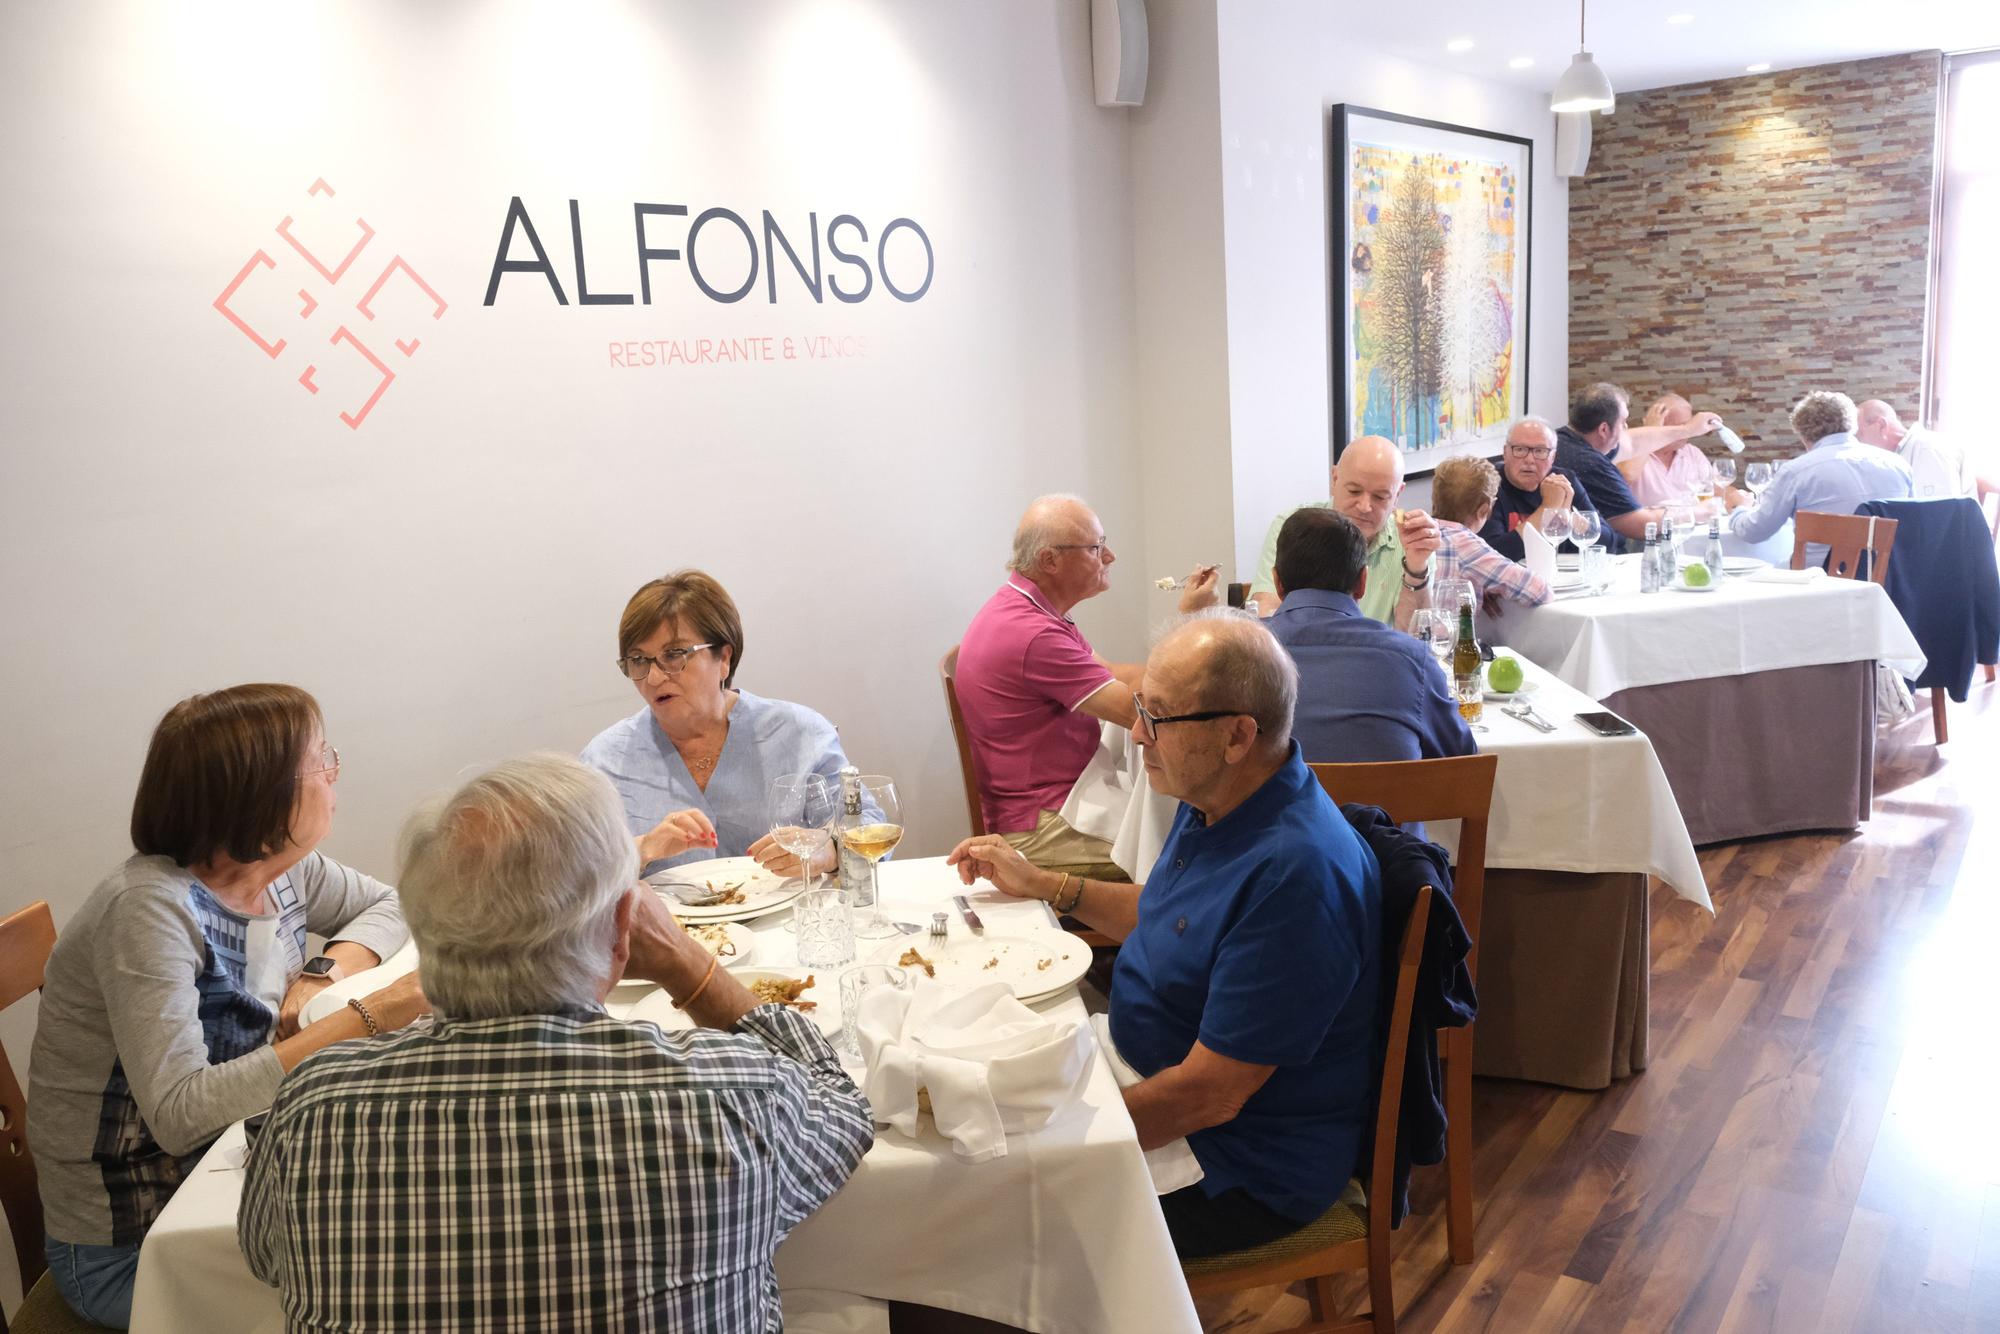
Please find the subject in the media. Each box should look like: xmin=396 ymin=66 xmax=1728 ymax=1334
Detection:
xmin=685 ymin=752 xmax=719 ymax=774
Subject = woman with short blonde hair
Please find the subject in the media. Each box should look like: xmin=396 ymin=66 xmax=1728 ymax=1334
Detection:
xmin=1430 ymin=453 xmax=1551 ymax=611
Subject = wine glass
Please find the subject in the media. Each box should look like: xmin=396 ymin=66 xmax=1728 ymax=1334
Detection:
xmin=1744 ymin=461 xmax=1773 ymax=493
xmin=1540 ymin=507 xmax=1572 ymax=554
xmin=834 ymin=775 xmax=904 ymax=940
xmin=768 ymin=774 xmax=834 ymax=894
xmin=1413 ymin=609 xmax=1456 ymax=675
xmin=1713 ymin=457 xmax=1737 ymax=490
xmin=1569 ymin=509 xmax=1602 ymax=553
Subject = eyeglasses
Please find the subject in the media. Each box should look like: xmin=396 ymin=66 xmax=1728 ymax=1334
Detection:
xmin=618 ymin=644 xmax=715 ymax=681
xmin=1504 ymin=444 xmax=1553 ymax=460
xmin=1051 ymin=540 xmax=1112 ymax=558
xmin=1134 ymin=698 xmax=1250 ymax=740
xmin=304 ymin=744 xmax=340 ymax=780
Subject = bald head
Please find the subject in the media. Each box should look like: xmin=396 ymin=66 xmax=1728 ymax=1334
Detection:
xmin=1330 ymin=435 xmax=1406 ymax=538
xmin=1150 ymin=611 xmax=1297 ymax=751
xmin=1502 ymin=416 xmax=1558 ymax=489
xmin=1009 ymin=494 xmax=1097 ymax=575
xmin=1853 ymin=399 xmax=1908 ymax=450
xmin=1648 ymin=393 xmax=1692 ymax=427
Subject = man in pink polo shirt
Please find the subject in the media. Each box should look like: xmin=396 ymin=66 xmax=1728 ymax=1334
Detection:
xmin=956 ymin=495 xmax=1211 ymax=879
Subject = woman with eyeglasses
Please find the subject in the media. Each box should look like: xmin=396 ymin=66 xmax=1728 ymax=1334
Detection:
xmin=583 ymin=570 xmax=860 ymax=877
xmin=28 ymin=684 xmax=425 ymax=1327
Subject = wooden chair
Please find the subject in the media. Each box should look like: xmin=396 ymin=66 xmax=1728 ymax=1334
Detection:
xmin=940 ymin=648 xmax=1115 ymax=949
xmin=1312 ymin=755 xmax=1498 ymax=1267
xmin=1183 ymin=887 xmax=1433 ymax=1333
xmin=1 ymin=901 xmax=107 ymax=1333
xmin=1789 ymin=510 xmax=1898 ymax=585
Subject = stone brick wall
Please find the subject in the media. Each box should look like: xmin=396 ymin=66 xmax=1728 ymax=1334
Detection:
xmin=1569 ymin=52 xmax=1940 ymax=461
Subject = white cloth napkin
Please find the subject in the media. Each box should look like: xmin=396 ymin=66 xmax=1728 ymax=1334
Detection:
xmin=1089 ymin=1013 xmax=1205 ymax=1195
xmin=779 ymin=1289 xmax=890 ymax=1334
xmin=1521 ymin=520 xmax=1558 ymax=585
xmin=859 ymin=981 xmax=1094 ymax=1163
xmin=1058 ymin=722 xmax=1142 ymax=845
xmin=1746 ymin=566 xmax=1824 ymax=585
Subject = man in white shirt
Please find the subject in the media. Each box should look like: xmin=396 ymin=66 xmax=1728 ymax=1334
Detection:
xmin=1853 ymin=399 xmax=1975 ymax=499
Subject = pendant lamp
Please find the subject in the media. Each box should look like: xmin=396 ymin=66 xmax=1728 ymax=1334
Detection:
xmin=1550 ymin=0 xmax=1615 ymax=113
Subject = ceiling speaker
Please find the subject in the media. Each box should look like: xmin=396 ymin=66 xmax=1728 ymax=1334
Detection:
xmin=1555 ymin=109 xmax=1593 ymax=178
xmin=1092 ymin=0 xmax=1148 ymax=108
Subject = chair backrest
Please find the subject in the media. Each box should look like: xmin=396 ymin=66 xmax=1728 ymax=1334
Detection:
xmin=1791 ymin=511 xmax=1898 ymax=584
xmin=0 ymin=902 xmax=57 ymax=1294
xmin=938 ymin=647 xmax=988 ymax=839
xmin=1311 ymin=754 xmax=1498 ymax=980
xmin=1365 ymin=886 xmax=1432 ymax=1229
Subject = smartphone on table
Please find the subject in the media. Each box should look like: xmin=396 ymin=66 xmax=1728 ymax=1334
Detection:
xmin=1574 ymin=711 xmax=1638 ymax=737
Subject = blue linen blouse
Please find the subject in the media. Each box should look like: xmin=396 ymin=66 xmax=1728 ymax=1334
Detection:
xmin=582 ymin=689 xmax=857 ymax=876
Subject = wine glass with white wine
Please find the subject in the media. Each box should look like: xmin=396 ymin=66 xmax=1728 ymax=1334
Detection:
xmin=834 ymin=775 xmax=904 ymax=940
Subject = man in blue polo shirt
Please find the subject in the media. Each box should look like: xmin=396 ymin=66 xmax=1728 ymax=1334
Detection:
xmin=1266 ymin=507 xmax=1474 ymax=763
xmin=945 ymin=612 xmax=1383 ymax=1257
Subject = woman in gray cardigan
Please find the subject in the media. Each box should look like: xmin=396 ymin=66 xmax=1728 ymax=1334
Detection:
xmin=28 ymin=684 xmax=429 ymax=1327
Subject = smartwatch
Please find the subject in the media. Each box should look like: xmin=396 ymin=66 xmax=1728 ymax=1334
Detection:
xmin=300 ymin=955 xmax=342 ymax=981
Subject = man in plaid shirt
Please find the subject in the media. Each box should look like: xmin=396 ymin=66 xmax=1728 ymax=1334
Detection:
xmin=239 ymin=754 xmax=873 ymax=1332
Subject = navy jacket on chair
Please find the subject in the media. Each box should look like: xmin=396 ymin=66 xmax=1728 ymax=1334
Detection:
xmin=1855 ymin=497 xmax=2000 ymax=702
xmin=1342 ymin=804 xmax=1477 ymax=1226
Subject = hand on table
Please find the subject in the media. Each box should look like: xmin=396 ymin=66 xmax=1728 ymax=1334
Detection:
xmin=1722 ymin=485 xmax=1750 ymax=512
xmin=1481 ymin=587 xmax=1506 ymax=619
xmin=1175 ymin=565 xmax=1221 ymax=614
xmin=945 ymin=835 xmax=1061 ymax=903
xmin=640 ymin=808 xmax=717 ymax=864
xmin=277 ymin=967 xmax=341 ymax=1040
xmin=748 ymin=833 xmax=836 ymax=878
xmin=361 ymin=970 xmax=429 ymax=1034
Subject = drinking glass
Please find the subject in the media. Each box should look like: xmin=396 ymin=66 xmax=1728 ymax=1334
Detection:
xmin=1581 ymin=544 xmax=1612 ymax=593
xmin=834 ymin=776 xmax=904 ymax=940
xmin=768 ymin=774 xmax=834 ymax=892
xmin=1413 ymin=609 xmax=1456 ymax=675
xmin=1713 ymin=457 xmax=1737 ymax=490
xmin=1433 ymin=577 xmax=1472 ymax=614
xmin=1744 ymin=461 xmax=1773 ymax=493
xmin=838 ymin=964 xmax=911 ymax=1060
xmin=1453 ymin=673 xmax=1488 ymax=734
xmin=1540 ymin=507 xmax=1572 ymax=551
xmin=795 ymin=887 xmax=856 ymax=969
xmin=1569 ymin=509 xmax=1602 ymax=553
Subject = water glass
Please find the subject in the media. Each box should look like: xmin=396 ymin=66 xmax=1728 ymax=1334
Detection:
xmin=1453 ymin=672 xmax=1488 ymax=734
xmin=794 ymin=888 xmax=855 ymax=969
xmin=838 ymin=964 xmax=910 ymax=1060
xmin=1581 ymin=544 xmax=1612 ymax=592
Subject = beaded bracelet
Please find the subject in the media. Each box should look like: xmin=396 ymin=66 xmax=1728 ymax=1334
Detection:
xmin=346 ymin=996 xmax=379 ymax=1036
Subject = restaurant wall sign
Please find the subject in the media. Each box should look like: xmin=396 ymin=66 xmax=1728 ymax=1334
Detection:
xmin=212 ymin=180 xmax=936 ymax=432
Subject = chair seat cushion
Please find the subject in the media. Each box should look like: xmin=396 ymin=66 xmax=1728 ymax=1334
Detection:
xmin=1180 ymin=1178 xmax=1368 ymax=1276
xmin=12 ymin=1271 xmax=115 ymax=1332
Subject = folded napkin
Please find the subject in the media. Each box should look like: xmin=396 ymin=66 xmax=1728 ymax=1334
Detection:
xmin=1058 ymin=722 xmax=1142 ymax=845
xmin=1521 ymin=520 xmax=1558 ymax=585
xmin=1746 ymin=566 xmax=1825 ymax=585
xmin=1089 ymin=1012 xmax=1205 ymax=1195
xmin=859 ymin=980 xmax=1094 ymax=1162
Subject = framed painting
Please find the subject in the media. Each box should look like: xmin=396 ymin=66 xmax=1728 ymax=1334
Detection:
xmin=1331 ymin=105 xmax=1532 ymax=474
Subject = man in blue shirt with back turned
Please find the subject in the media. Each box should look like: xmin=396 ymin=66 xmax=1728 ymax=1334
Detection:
xmin=945 ymin=611 xmax=1383 ymax=1257
xmin=1266 ymin=507 xmax=1475 ymax=764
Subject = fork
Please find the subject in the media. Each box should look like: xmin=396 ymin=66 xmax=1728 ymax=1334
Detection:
xmin=929 ymin=912 xmax=949 ymax=941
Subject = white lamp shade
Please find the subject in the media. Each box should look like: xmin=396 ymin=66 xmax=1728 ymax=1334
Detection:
xmin=1551 ymin=51 xmax=1615 ymax=113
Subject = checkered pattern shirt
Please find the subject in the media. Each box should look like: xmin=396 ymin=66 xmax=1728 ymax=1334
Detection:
xmin=239 ymin=1003 xmax=873 ymax=1332
xmin=1435 ymin=520 xmax=1552 ymax=608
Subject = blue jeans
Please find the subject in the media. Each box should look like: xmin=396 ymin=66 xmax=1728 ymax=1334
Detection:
xmin=44 ymin=1237 xmax=139 ymax=1328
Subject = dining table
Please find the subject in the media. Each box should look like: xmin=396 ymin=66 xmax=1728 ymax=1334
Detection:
xmin=1486 ymin=551 xmax=1926 ymax=844
xmin=126 ymin=858 xmax=1202 ymax=1334
xmin=1060 ymin=648 xmax=1708 ymax=1091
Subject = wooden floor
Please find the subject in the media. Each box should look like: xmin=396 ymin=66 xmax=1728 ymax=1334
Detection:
xmin=1197 ymin=683 xmax=2000 ymax=1333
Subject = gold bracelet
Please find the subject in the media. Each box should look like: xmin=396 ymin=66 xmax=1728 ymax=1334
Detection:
xmin=346 ymin=996 xmax=379 ymax=1036
xmin=1049 ymin=873 xmax=1072 ymax=909
xmin=673 ymin=953 xmax=722 ymax=1011
xmin=1058 ymin=876 xmax=1087 ymax=916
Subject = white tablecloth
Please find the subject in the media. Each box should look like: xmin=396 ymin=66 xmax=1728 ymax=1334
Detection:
xmin=1063 ymin=653 xmax=1711 ymax=912
xmin=1488 ymin=554 xmax=1926 ymax=700
xmin=128 ymin=859 xmax=1199 ymax=1334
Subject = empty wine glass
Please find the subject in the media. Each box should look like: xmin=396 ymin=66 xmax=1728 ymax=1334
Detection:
xmin=834 ymin=775 xmax=903 ymax=940
xmin=1569 ymin=509 xmax=1602 ymax=553
xmin=1540 ymin=507 xmax=1572 ymax=551
xmin=1713 ymin=457 xmax=1737 ymax=490
xmin=1744 ymin=461 xmax=1773 ymax=493
xmin=1413 ymin=608 xmax=1456 ymax=674
xmin=768 ymin=774 xmax=834 ymax=893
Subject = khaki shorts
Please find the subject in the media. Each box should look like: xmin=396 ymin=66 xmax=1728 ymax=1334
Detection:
xmin=1002 ymin=809 xmax=1130 ymax=883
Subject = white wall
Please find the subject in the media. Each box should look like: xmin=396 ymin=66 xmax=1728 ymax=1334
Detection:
xmin=0 ymin=4 xmax=1148 ymax=1263
xmin=1214 ymin=0 xmax=1571 ymax=573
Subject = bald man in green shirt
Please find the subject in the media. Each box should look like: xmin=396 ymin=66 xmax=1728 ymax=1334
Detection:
xmin=1248 ymin=436 xmax=1442 ymax=629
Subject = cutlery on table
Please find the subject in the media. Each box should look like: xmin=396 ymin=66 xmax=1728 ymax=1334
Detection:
xmin=952 ymin=895 xmax=984 ymax=933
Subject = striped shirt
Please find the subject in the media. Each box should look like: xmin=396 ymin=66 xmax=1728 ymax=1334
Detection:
xmin=239 ymin=1004 xmax=873 ymax=1333
xmin=1434 ymin=521 xmax=1551 ymax=609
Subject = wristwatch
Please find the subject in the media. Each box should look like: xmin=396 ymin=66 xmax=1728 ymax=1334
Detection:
xmin=300 ymin=955 xmax=343 ymax=982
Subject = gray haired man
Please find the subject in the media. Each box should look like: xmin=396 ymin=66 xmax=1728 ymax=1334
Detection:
xmin=239 ymin=753 xmax=872 ymax=1332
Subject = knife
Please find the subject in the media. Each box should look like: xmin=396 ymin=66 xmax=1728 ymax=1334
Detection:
xmin=952 ymin=894 xmax=984 ymax=933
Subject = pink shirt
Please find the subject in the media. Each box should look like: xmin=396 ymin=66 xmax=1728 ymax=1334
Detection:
xmin=1631 ymin=442 xmax=1717 ymax=507
xmin=954 ymin=575 xmax=1116 ymax=834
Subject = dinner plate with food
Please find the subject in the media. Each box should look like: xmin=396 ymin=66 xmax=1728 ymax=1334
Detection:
xmin=646 ymin=855 xmax=804 ymax=923
xmin=621 ymin=967 xmax=836 ymax=1036
xmin=610 ymin=920 xmax=756 ymax=1000
xmin=886 ymin=934 xmax=1091 ymax=1005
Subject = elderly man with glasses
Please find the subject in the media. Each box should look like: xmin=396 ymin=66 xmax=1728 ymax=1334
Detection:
xmin=1477 ymin=417 xmax=1599 ymax=562
xmin=955 ymin=494 xmax=1214 ymax=880
xmin=947 ymin=612 xmax=1384 ymax=1258
xmin=240 ymin=754 xmax=873 ymax=1331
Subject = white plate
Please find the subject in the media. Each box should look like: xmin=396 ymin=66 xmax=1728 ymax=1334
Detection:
xmin=648 ymin=856 xmax=803 ymax=923
xmin=624 ymin=967 xmax=839 ymax=1036
xmin=1483 ymin=685 xmax=1536 ymax=702
xmin=888 ymin=933 xmax=1092 ymax=1005
xmin=1722 ymin=556 xmax=1768 ymax=574
xmin=1668 ymin=579 xmax=1718 ymax=593
xmin=674 ymin=919 xmax=757 ymax=969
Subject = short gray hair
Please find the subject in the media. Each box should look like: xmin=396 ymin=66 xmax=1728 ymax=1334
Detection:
xmin=1165 ymin=608 xmax=1298 ymax=750
xmin=1008 ymin=493 xmax=1091 ymax=575
xmin=1791 ymin=390 xmax=1857 ymax=446
xmin=398 ymin=753 xmax=638 ymax=1020
xmin=1507 ymin=415 xmax=1557 ymax=445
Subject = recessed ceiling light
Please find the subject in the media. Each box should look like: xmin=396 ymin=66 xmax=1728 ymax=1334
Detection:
xmin=1446 ymin=37 xmax=1475 ymax=53
xmin=1509 ymin=55 xmax=1535 ymax=69
xmin=1667 ymin=13 xmax=1695 ymax=23
xmin=1746 ymin=62 xmax=1771 ymax=72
